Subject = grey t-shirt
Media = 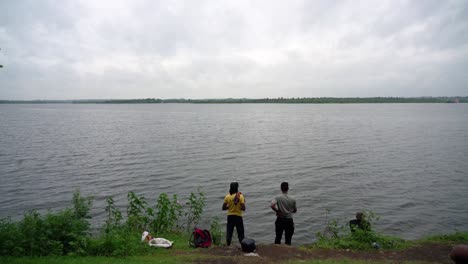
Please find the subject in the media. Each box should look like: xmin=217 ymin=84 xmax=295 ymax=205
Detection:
xmin=272 ymin=194 xmax=297 ymax=219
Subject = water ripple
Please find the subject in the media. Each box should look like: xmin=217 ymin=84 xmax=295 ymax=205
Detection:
xmin=0 ymin=103 xmax=467 ymax=244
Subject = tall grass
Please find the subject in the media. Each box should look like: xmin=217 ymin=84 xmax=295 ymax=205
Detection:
xmin=0 ymin=190 xmax=206 ymax=257
xmin=313 ymin=209 xmax=407 ymax=250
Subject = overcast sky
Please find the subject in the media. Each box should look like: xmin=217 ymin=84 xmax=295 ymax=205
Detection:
xmin=1 ymin=0 xmax=467 ymax=100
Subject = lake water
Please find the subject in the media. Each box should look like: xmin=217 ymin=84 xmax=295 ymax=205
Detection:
xmin=0 ymin=103 xmax=467 ymax=244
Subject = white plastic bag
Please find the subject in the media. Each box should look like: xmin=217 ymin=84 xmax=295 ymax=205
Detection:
xmin=141 ymin=231 xmax=173 ymax=248
xmin=148 ymin=237 xmax=173 ymax=248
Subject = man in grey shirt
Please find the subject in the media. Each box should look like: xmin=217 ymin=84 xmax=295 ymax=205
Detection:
xmin=271 ymin=182 xmax=297 ymax=245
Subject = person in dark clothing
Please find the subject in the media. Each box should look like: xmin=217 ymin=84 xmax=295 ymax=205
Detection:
xmin=222 ymin=181 xmax=245 ymax=246
xmin=349 ymin=212 xmax=371 ymax=232
xmin=271 ymin=182 xmax=297 ymax=245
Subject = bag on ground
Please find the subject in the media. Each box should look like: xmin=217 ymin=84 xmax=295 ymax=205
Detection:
xmin=189 ymin=228 xmax=212 ymax=248
xmin=241 ymin=238 xmax=256 ymax=253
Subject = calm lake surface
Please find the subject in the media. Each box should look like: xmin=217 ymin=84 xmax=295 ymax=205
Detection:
xmin=1 ymin=103 xmax=467 ymax=244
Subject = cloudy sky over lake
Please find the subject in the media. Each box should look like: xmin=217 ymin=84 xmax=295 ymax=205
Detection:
xmin=1 ymin=0 xmax=467 ymax=100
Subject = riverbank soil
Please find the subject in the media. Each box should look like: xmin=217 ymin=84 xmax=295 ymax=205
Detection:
xmin=194 ymin=243 xmax=456 ymax=264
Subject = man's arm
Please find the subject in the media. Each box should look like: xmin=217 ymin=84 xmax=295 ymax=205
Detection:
xmin=241 ymin=195 xmax=246 ymax=211
xmin=271 ymin=199 xmax=278 ymax=213
xmin=222 ymin=196 xmax=228 ymax=210
xmin=292 ymin=200 xmax=297 ymax=213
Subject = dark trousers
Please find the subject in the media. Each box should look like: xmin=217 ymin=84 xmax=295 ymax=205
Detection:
xmin=275 ymin=217 xmax=294 ymax=245
xmin=226 ymin=215 xmax=244 ymax=246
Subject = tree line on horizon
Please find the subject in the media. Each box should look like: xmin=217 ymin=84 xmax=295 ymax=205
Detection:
xmin=1 ymin=96 xmax=467 ymax=104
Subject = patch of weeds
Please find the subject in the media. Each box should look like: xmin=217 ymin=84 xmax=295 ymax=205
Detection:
xmin=314 ymin=209 xmax=408 ymax=250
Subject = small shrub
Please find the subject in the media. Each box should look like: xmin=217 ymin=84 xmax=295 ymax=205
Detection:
xmin=87 ymin=226 xmax=150 ymax=257
xmin=72 ymin=191 xmax=93 ymax=220
xmin=0 ymin=190 xmax=92 ymax=256
xmin=418 ymin=231 xmax=468 ymax=244
xmin=185 ymin=190 xmax=205 ymax=232
xmin=210 ymin=216 xmax=223 ymax=246
xmin=0 ymin=190 xmax=209 ymax=257
xmin=150 ymin=193 xmax=183 ymax=234
xmin=314 ymin=209 xmax=407 ymax=250
xmin=0 ymin=218 xmax=23 ymax=256
xmin=126 ymin=191 xmax=149 ymax=232
xmin=104 ymin=197 xmax=123 ymax=234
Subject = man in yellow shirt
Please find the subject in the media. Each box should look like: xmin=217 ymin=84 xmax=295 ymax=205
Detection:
xmin=222 ymin=181 xmax=245 ymax=246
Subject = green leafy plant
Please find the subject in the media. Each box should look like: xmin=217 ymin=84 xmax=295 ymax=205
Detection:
xmin=0 ymin=190 xmax=93 ymax=256
xmin=0 ymin=190 xmax=210 ymax=257
xmin=417 ymin=230 xmax=468 ymax=244
xmin=90 ymin=195 xmax=150 ymax=257
xmin=209 ymin=216 xmax=223 ymax=246
xmin=185 ymin=190 xmax=205 ymax=232
xmin=104 ymin=197 xmax=122 ymax=234
xmin=126 ymin=192 xmax=148 ymax=232
xmin=314 ymin=209 xmax=407 ymax=250
xmin=150 ymin=193 xmax=183 ymax=234
xmin=72 ymin=191 xmax=93 ymax=220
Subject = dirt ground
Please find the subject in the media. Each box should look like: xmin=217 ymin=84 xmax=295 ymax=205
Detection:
xmin=188 ymin=243 xmax=457 ymax=264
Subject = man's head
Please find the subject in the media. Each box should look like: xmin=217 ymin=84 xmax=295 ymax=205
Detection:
xmin=356 ymin=212 xmax=364 ymax=220
xmin=281 ymin=182 xmax=289 ymax=193
xmin=229 ymin=181 xmax=239 ymax=194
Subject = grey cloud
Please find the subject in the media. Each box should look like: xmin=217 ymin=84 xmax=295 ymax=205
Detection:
xmin=0 ymin=0 xmax=467 ymax=100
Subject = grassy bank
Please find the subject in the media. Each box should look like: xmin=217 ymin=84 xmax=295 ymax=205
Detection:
xmin=1 ymin=191 xmax=466 ymax=263
xmin=1 ymin=231 xmax=467 ymax=263
xmin=0 ymin=255 xmax=194 ymax=264
xmin=0 ymin=257 xmax=405 ymax=264
xmin=1 ymin=231 xmax=466 ymax=264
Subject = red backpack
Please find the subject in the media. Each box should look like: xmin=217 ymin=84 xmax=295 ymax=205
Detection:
xmin=189 ymin=228 xmax=212 ymax=248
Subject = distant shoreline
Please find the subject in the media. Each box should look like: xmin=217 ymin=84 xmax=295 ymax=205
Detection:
xmin=1 ymin=96 xmax=467 ymax=104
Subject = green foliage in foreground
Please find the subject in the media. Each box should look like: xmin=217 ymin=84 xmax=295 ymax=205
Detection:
xmin=287 ymin=260 xmax=428 ymax=264
xmin=415 ymin=231 xmax=468 ymax=244
xmin=0 ymin=190 xmax=206 ymax=257
xmin=0 ymin=254 xmax=199 ymax=264
xmin=313 ymin=209 xmax=468 ymax=251
xmin=1 ymin=191 xmax=466 ymax=259
xmin=209 ymin=216 xmax=223 ymax=246
xmin=0 ymin=255 xmax=441 ymax=264
xmin=313 ymin=210 xmax=408 ymax=250
xmin=0 ymin=192 xmax=92 ymax=256
xmin=0 ymin=253 xmax=388 ymax=264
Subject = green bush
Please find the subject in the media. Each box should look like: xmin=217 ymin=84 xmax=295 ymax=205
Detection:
xmin=209 ymin=217 xmax=223 ymax=246
xmin=87 ymin=227 xmax=150 ymax=257
xmin=0 ymin=190 xmax=92 ymax=256
xmin=89 ymin=190 xmax=207 ymax=256
xmin=0 ymin=218 xmax=22 ymax=256
xmin=314 ymin=210 xmax=407 ymax=250
xmin=150 ymin=193 xmax=183 ymax=234
xmin=0 ymin=189 xmax=210 ymax=257
xmin=185 ymin=190 xmax=205 ymax=232
xmin=89 ymin=197 xmax=132 ymax=256
xmin=417 ymin=231 xmax=468 ymax=244
xmin=104 ymin=197 xmax=122 ymax=234
xmin=126 ymin=192 xmax=149 ymax=232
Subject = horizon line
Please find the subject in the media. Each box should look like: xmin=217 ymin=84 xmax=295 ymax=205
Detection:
xmin=1 ymin=96 xmax=468 ymax=101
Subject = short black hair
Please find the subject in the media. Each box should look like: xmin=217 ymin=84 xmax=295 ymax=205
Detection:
xmin=229 ymin=182 xmax=239 ymax=194
xmin=281 ymin=182 xmax=289 ymax=192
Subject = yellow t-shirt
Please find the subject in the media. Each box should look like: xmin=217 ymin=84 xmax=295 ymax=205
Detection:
xmin=224 ymin=193 xmax=245 ymax=216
